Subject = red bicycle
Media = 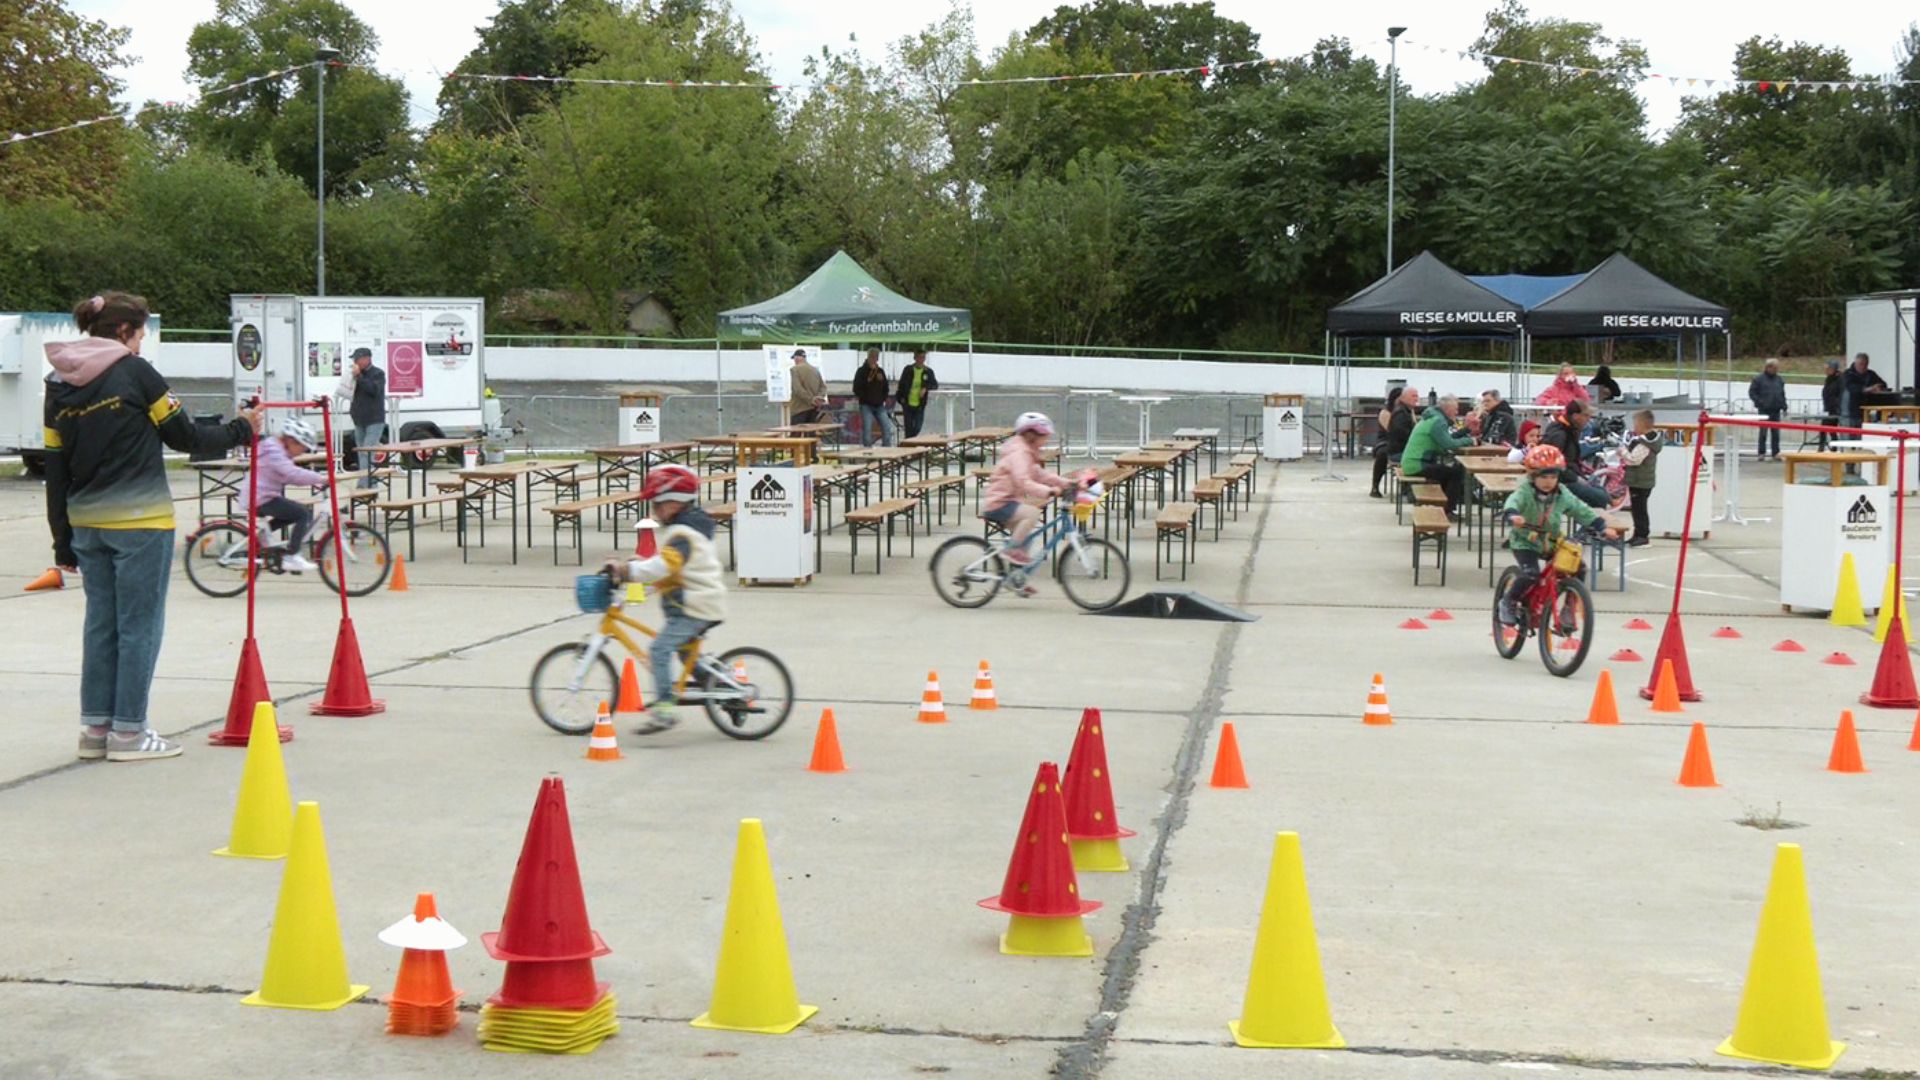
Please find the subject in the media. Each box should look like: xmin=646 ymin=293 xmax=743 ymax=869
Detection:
xmin=1492 ymin=523 xmax=1598 ymax=677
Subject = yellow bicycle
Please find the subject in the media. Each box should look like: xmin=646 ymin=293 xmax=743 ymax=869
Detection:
xmin=528 ymin=569 xmax=794 ymax=739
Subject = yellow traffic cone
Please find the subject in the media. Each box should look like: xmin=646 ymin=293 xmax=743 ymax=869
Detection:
xmin=1873 ymin=565 xmax=1913 ymax=644
xmin=1229 ymin=832 xmax=1344 ymax=1049
xmin=1829 ymin=553 xmax=1866 ymax=627
xmin=1716 ymin=843 xmax=1845 ymax=1070
xmin=241 ymin=802 xmax=370 ymax=1011
xmin=214 ymin=702 xmax=294 ymax=860
xmin=689 ymin=819 xmax=818 ymax=1035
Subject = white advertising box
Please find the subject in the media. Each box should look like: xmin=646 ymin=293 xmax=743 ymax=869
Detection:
xmin=1262 ymin=394 xmax=1305 ymax=460
xmin=1780 ymin=483 xmax=1892 ymax=612
xmin=617 ymin=393 xmax=661 ymax=445
xmin=1649 ymin=445 xmax=1714 ymax=539
xmin=736 ymin=465 xmax=814 ymax=583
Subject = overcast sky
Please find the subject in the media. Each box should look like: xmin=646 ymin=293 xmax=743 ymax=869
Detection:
xmin=73 ymin=0 xmax=1918 ymax=135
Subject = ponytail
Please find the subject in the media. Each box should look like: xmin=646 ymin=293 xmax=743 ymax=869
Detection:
xmin=73 ymin=291 xmax=150 ymax=344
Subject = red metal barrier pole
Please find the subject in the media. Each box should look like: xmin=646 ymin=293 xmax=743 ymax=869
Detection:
xmin=317 ymin=406 xmax=351 ymax=617
xmin=213 ymin=400 xmax=288 ymax=744
xmin=1640 ymin=411 xmax=1708 ymax=701
xmin=309 ymin=399 xmax=384 ymax=716
xmin=1862 ymin=429 xmax=1918 ymax=707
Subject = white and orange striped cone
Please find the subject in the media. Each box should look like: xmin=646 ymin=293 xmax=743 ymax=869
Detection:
xmin=1362 ymin=674 xmax=1393 ymax=726
xmin=732 ymin=657 xmax=749 ymax=684
xmin=917 ymin=671 xmax=948 ymax=724
xmin=586 ymin=702 xmax=623 ymax=761
xmin=970 ymin=661 xmax=998 ymax=711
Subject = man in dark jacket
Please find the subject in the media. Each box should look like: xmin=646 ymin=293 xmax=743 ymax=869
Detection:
xmin=1820 ymin=358 xmax=1844 ymax=449
xmin=1475 ymin=389 xmax=1518 ymax=446
xmin=851 ymin=348 xmax=895 ymax=446
xmin=346 ymin=346 xmax=387 ymax=487
xmin=1747 ymin=359 xmax=1788 ymax=460
xmin=1842 ymin=352 xmax=1888 ymax=432
xmin=1370 ymin=387 xmax=1419 ymax=497
xmin=894 ymin=350 xmax=938 ymax=439
xmin=1542 ymin=400 xmax=1610 ymax=508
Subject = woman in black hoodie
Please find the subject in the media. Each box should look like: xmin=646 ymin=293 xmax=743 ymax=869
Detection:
xmin=44 ymin=293 xmax=262 ymax=762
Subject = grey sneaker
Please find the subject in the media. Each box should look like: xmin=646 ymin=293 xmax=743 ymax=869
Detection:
xmin=78 ymin=727 xmax=109 ymax=761
xmin=1497 ymin=598 xmax=1518 ymax=627
xmin=632 ymin=703 xmax=679 ymax=736
xmin=106 ymin=729 xmax=184 ymax=762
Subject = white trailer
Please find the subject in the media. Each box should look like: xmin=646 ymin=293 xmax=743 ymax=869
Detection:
xmin=1846 ymin=291 xmax=1918 ymax=391
xmin=0 ymin=312 xmax=165 ymax=474
xmin=230 ymin=295 xmax=486 ymax=462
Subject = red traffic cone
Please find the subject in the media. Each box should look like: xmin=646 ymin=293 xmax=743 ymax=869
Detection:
xmin=484 ymin=776 xmax=610 ymax=969
xmin=1638 ymin=612 xmax=1701 ymax=702
xmin=309 ymin=617 xmax=385 ymax=716
xmin=210 ymin=636 xmax=292 ymax=745
xmin=1061 ymin=709 xmax=1136 ymax=872
xmin=979 ymin=762 xmax=1101 ymax=920
xmin=1859 ymin=614 xmax=1920 ymax=708
xmin=1772 ymin=639 xmax=1807 ymax=653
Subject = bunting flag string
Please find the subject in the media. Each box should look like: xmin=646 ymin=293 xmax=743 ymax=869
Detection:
xmin=1403 ymin=38 xmax=1916 ymax=93
xmin=3 ymin=61 xmax=326 ymax=150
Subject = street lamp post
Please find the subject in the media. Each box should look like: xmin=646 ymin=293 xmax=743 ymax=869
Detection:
xmin=314 ymin=43 xmax=341 ymax=296
xmin=1384 ymin=26 xmax=1406 ymax=362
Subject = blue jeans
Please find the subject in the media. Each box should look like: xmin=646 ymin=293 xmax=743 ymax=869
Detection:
xmin=859 ymin=405 xmax=895 ymax=447
xmin=71 ymin=527 xmax=174 ymax=732
xmin=354 ymin=422 xmax=386 ymax=487
xmin=651 ymin=611 xmax=716 ymax=706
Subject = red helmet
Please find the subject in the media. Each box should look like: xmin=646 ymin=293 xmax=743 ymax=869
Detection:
xmin=1521 ymin=445 xmax=1566 ymax=473
xmin=640 ymin=464 xmax=700 ymax=503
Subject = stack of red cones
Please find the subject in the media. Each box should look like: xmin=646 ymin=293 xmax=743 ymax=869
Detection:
xmin=1061 ymin=709 xmax=1135 ymax=873
xmin=979 ymin=762 xmax=1101 ymax=956
xmin=379 ymin=892 xmax=465 ymax=1036
xmin=478 ymin=777 xmax=618 ymax=1053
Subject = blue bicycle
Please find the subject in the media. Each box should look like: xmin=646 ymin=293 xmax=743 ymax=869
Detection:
xmin=928 ymin=494 xmax=1130 ymax=611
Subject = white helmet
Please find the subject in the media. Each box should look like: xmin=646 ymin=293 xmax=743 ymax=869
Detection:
xmin=1014 ymin=411 xmax=1054 ymax=436
xmin=280 ymin=416 xmax=320 ymax=451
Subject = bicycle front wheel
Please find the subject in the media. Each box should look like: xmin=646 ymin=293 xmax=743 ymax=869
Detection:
xmin=929 ymin=536 xmax=1003 ymax=608
xmin=1057 ymin=535 xmax=1130 ymax=611
xmin=1492 ymin=567 xmax=1526 ymax=659
xmin=529 ymin=642 xmax=619 ymax=735
xmin=699 ymin=646 xmax=794 ymax=740
xmin=1539 ymin=575 xmax=1596 ymax=677
xmin=182 ymin=523 xmax=253 ymax=598
xmin=316 ymin=522 xmax=391 ymax=597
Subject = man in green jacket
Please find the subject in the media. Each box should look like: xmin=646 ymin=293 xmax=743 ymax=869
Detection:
xmin=1401 ymin=395 xmax=1475 ymax=518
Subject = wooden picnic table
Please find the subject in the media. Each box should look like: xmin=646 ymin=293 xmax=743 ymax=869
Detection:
xmin=1144 ymin=438 xmax=1204 ymax=497
xmin=357 ymin=437 xmax=480 ymax=497
xmin=455 ymin=459 xmax=580 ymax=564
xmin=695 ymin=435 xmax=820 ymax=468
xmin=900 ymin=432 xmax=966 ymax=474
xmin=834 ymin=446 xmax=930 ymax=498
xmin=767 ymin=421 xmax=842 ymax=449
xmin=1113 ymin=449 xmax=1180 ymax=509
xmin=588 ymin=441 xmax=697 ymax=494
xmin=1782 ymin=451 xmax=1891 ymax=487
xmin=1862 ymin=404 xmax=1920 ymax=425
xmin=1171 ymin=427 xmax=1221 ymax=472
xmin=1475 ymin=472 xmax=1525 ymax=579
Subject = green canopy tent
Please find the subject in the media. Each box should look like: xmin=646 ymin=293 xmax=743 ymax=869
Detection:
xmin=715 ymin=251 xmax=974 ymax=432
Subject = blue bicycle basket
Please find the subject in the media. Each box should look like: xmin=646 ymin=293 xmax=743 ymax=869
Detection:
xmin=574 ymin=574 xmax=612 ymax=613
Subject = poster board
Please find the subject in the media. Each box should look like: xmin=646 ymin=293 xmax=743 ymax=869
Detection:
xmin=764 ymin=346 xmax=791 ymax=404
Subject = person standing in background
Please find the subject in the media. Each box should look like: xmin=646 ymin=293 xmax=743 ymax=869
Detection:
xmin=1623 ymin=409 xmax=1660 ymax=547
xmin=895 ymin=350 xmax=938 ymax=439
xmin=852 ymin=348 xmax=896 ymax=447
xmin=786 ymin=348 xmax=828 ymax=425
xmin=1820 ymin=358 xmax=1844 ymax=450
xmin=1841 ymin=352 xmax=1887 ymax=433
xmin=1747 ymin=359 xmax=1788 ymax=461
xmin=344 ymin=346 xmax=386 ymax=488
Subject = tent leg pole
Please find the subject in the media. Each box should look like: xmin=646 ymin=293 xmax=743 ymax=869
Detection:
xmin=714 ymin=340 xmax=724 ymax=435
xmin=1716 ymin=333 xmax=1764 ymax=526
xmin=1313 ymin=333 xmax=1345 ymax=482
xmin=967 ymin=339 xmax=976 ymax=431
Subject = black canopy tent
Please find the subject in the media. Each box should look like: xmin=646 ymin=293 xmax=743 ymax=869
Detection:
xmin=1519 ymin=253 xmax=1733 ymax=403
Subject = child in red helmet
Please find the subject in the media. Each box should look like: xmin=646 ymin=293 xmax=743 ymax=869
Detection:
xmin=1497 ymin=445 xmax=1617 ymax=627
xmin=603 ymin=464 xmax=726 ymax=733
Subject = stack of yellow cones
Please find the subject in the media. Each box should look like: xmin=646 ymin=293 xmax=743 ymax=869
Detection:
xmin=478 ymin=996 xmax=619 ymax=1053
xmin=690 ymin=819 xmax=818 ymax=1034
xmin=1717 ymin=843 xmax=1845 ymax=1069
xmin=1229 ymin=832 xmax=1343 ymax=1049
xmin=242 ymin=802 xmax=370 ymax=1010
xmin=214 ymin=702 xmax=294 ymax=860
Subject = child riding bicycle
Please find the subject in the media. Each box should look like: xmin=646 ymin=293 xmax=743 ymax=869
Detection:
xmin=602 ymin=464 xmax=726 ymax=734
xmin=980 ymin=411 xmax=1075 ymax=598
xmin=1498 ymin=445 xmax=1619 ymax=627
xmin=253 ymin=416 xmax=328 ymax=573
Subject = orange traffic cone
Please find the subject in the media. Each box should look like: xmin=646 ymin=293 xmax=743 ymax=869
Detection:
xmin=23 ymin=568 xmax=64 ymax=592
xmin=614 ymin=657 xmax=644 ymax=718
xmin=1210 ymin=722 xmax=1249 ymax=788
xmin=1587 ymin=670 xmax=1621 ymax=725
xmin=970 ymin=661 xmax=998 ymax=711
xmin=1827 ymin=711 xmax=1866 ymax=774
xmin=585 ymin=703 xmax=623 ymax=761
xmin=1361 ymin=673 xmax=1392 ymax=726
xmin=388 ymin=554 xmax=409 ymax=592
xmin=379 ymin=892 xmax=465 ymax=1037
xmin=807 ymin=709 xmax=846 ymax=773
xmin=733 ymin=657 xmax=749 ymax=684
xmin=916 ymin=671 xmax=947 ymax=724
xmin=1910 ymin=709 xmax=1920 ymax=752
xmin=1678 ymin=722 xmax=1719 ymax=787
xmin=1649 ymin=659 xmax=1684 ymax=713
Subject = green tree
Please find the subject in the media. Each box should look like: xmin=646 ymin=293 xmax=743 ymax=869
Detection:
xmin=183 ymin=0 xmax=413 ymax=194
xmin=436 ymin=0 xmax=618 ymax=135
xmin=1467 ymin=0 xmax=1649 ymax=125
xmin=1673 ymin=37 xmax=1876 ymax=190
xmin=0 ymin=0 xmax=132 ymax=205
xmin=976 ymin=150 xmax=1138 ymax=345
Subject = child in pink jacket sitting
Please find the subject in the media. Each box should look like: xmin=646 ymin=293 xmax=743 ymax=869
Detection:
xmin=252 ymin=416 xmax=329 ymax=572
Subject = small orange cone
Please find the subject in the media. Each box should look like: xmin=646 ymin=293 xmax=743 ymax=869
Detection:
xmin=375 ymin=550 xmax=386 ymax=566
xmin=24 ymin=568 xmax=64 ymax=592
xmin=1210 ymin=722 xmax=1249 ymax=789
xmin=733 ymin=657 xmax=749 ymax=683
xmin=585 ymin=702 xmax=623 ymax=761
xmin=1678 ymin=722 xmax=1719 ymax=787
xmin=614 ymin=657 xmax=644 ymax=717
xmin=379 ymin=892 xmax=465 ymax=1037
xmin=1910 ymin=709 xmax=1920 ymax=752
xmin=807 ymin=709 xmax=846 ymax=773
xmin=388 ymin=554 xmax=409 ymax=592
xmin=970 ymin=661 xmax=998 ymax=711
xmin=1649 ymin=659 xmax=1684 ymax=712
xmin=916 ymin=671 xmax=947 ymax=724
xmin=1586 ymin=670 xmax=1620 ymax=725
xmin=1826 ymin=711 xmax=1866 ymax=773
xmin=1362 ymin=673 xmax=1392 ymax=726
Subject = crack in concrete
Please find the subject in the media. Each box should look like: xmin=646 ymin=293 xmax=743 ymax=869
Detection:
xmin=1049 ymin=478 xmax=1277 ymax=1080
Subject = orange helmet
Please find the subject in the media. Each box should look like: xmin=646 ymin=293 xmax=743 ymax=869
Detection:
xmin=1522 ymin=445 xmax=1566 ymax=473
